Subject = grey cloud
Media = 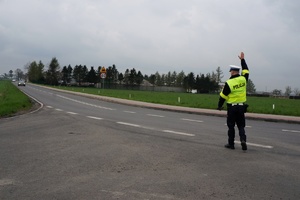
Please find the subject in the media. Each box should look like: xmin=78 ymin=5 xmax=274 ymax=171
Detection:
xmin=0 ymin=0 xmax=299 ymax=91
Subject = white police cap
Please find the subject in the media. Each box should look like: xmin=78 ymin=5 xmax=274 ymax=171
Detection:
xmin=229 ymin=65 xmax=241 ymax=72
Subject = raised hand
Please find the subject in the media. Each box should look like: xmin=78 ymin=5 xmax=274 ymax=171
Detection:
xmin=238 ymin=52 xmax=244 ymax=60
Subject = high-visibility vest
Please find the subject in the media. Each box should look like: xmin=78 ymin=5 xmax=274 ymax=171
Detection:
xmin=220 ymin=76 xmax=247 ymax=104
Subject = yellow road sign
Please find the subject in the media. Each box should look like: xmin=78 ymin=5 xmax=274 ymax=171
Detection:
xmin=100 ymin=67 xmax=106 ymax=73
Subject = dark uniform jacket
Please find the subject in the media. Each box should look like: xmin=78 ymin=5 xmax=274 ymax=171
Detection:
xmin=218 ymin=59 xmax=249 ymax=108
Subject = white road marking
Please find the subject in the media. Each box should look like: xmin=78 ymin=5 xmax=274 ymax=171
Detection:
xmin=56 ymin=94 xmax=115 ymax=110
xmin=117 ymin=122 xmax=141 ymax=127
xmin=124 ymin=111 xmax=136 ymax=114
xmin=163 ymin=130 xmax=195 ymax=137
xmin=0 ymin=179 xmax=15 ymax=186
xmin=87 ymin=116 xmax=103 ymax=120
xmin=147 ymin=114 xmax=165 ymax=118
xmin=181 ymin=118 xmax=203 ymax=123
xmin=67 ymin=112 xmax=78 ymax=115
xmin=117 ymin=122 xmax=194 ymax=137
xmin=234 ymin=140 xmax=273 ymax=149
xmin=55 ymin=109 xmax=63 ymax=111
xmin=46 ymin=106 xmax=53 ymax=108
xmin=282 ymin=129 xmax=300 ymax=133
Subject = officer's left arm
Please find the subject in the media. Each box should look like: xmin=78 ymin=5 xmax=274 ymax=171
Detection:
xmin=240 ymin=52 xmax=249 ymax=82
xmin=241 ymin=60 xmax=249 ymax=82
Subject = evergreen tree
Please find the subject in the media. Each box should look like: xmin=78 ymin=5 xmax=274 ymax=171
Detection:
xmin=272 ymin=89 xmax=282 ymax=96
xmin=136 ymin=71 xmax=143 ymax=85
xmin=247 ymin=79 xmax=256 ymax=93
xmin=166 ymin=71 xmax=172 ymax=86
xmin=37 ymin=61 xmax=45 ymax=83
xmin=118 ymin=73 xmax=124 ymax=84
xmin=149 ymin=74 xmax=156 ymax=85
xmin=28 ymin=61 xmax=44 ymax=83
xmin=186 ymin=72 xmax=195 ymax=91
xmin=86 ymin=66 xmax=98 ymax=84
xmin=73 ymin=65 xmax=83 ymax=85
xmin=46 ymin=57 xmax=60 ymax=85
xmin=129 ymin=68 xmax=137 ymax=85
xmin=28 ymin=61 xmax=38 ymax=82
xmin=155 ymin=72 xmax=162 ymax=86
xmin=9 ymin=70 xmax=13 ymax=79
xmin=61 ymin=66 xmax=69 ymax=84
xmin=111 ymin=64 xmax=118 ymax=83
xmin=124 ymin=69 xmax=130 ymax=86
xmin=82 ymin=65 xmax=88 ymax=82
xmin=176 ymin=71 xmax=185 ymax=87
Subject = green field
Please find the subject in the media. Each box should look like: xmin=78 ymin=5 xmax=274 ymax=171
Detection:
xmin=1 ymin=81 xmax=299 ymax=117
xmin=53 ymin=85 xmax=300 ymax=117
xmin=0 ymin=80 xmax=32 ymax=117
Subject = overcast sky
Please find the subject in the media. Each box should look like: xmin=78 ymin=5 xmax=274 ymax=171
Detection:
xmin=1 ymin=0 xmax=299 ymax=92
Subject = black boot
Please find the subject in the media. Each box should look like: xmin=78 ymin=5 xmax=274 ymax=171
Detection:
xmin=241 ymin=141 xmax=247 ymax=150
xmin=225 ymin=144 xmax=235 ymax=149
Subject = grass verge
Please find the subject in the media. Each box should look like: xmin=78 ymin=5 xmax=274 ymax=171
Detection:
xmin=1 ymin=81 xmax=299 ymax=117
xmin=0 ymin=80 xmax=33 ymax=117
xmin=52 ymin=85 xmax=300 ymax=117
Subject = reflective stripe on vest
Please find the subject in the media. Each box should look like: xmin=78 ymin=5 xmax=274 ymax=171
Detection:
xmin=221 ymin=76 xmax=247 ymax=104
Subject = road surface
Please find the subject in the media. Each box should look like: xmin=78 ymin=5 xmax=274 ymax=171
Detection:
xmin=0 ymin=84 xmax=299 ymax=199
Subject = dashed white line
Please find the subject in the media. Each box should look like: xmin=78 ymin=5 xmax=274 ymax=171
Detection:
xmin=46 ymin=106 xmax=53 ymax=108
xmin=124 ymin=111 xmax=136 ymax=114
xmin=67 ymin=112 xmax=78 ymax=115
xmin=181 ymin=118 xmax=203 ymax=123
xmin=117 ymin=122 xmax=141 ymax=127
xmin=56 ymin=94 xmax=115 ymax=110
xmin=87 ymin=116 xmax=103 ymax=120
xmin=55 ymin=109 xmax=63 ymax=111
xmin=163 ymin=130 xmax=195 ymax=137
xmin=147 ymin=114 xmax=165 ymax=118
xmin=282 ymin=129 xmax=300 ymax=133
xmin=249 ymin=143 xmax=273 ymax=149
xmin=234 ymin=141 xmax=273 ymax=149
xmin=117 ymin=122 xmax=194 ymax=137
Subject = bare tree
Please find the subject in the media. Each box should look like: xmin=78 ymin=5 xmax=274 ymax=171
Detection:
xmin=284 ymin=86 xmax=292 ymax=97
xmin=15 ymin=69 xmax=24 ymax=80
xmin=216 ymin=66 xmax=223 ymax=83
xmin=293 ymin=88 xmax=300 ymax=96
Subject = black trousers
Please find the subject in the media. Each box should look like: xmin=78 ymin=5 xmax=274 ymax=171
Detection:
xmin=227 ymin=105 xmax=246 ymax=145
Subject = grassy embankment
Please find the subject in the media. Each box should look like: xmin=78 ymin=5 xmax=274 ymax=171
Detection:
xmin=0 ymin=80 xmax=32 ymax=117
xmin=1 ymin=80 xmax=299 ymax=117
xmin=53 ymin=85 xmax=300 ymax=117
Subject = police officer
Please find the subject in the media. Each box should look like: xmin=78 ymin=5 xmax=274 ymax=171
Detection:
xmin=218 ymin=52 xmax=249 ymax=150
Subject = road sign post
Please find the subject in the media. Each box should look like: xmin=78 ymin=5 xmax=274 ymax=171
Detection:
xmin=100 ymin=73 xmax=106 ymax=89
xmin=100 ymin=67 xmax=106 ymax=89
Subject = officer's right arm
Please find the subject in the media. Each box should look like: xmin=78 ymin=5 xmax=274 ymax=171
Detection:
xmin=218 ymin=83 xmax=230 ymax=109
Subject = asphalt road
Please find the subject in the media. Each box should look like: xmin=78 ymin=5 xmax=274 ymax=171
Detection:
xmin=0 ymin=84 xmax=299 ymax=200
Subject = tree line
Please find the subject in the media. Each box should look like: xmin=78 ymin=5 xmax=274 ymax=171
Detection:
xmin=24 ymin=57 xmax=257 ymax=94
